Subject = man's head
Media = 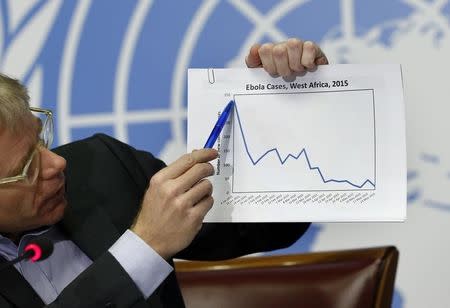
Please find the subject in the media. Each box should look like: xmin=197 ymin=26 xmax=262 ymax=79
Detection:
xmin=0 ymin=73 xmax=67 ymax=235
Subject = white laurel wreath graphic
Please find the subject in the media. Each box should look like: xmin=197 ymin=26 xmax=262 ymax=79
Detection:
xmin=0 ymin=0 xmax=62 ymax=107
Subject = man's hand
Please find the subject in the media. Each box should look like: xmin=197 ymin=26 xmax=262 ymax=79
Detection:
xmin=131 ymin=149 xmax=218 ymax=259
xmin=245 ymin=38 xmax=328 ymax=77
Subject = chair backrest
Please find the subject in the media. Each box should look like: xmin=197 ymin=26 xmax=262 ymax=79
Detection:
xmin=175 ymin=246 xmax=398 ymax=308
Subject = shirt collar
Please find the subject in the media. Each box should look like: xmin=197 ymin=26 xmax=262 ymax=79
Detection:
xmin=0 ymin=226 xmax=53 ymax=259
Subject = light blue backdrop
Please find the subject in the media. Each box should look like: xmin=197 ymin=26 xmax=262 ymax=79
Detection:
xmin=1 ymin=1 xmax=449 ymax=307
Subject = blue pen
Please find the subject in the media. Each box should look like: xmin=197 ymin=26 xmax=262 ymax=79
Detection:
xmin=204 ymin=100 xmax=235 ymax=148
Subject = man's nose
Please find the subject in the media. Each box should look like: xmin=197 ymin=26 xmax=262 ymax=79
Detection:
xmin=39 ymin=148 xmax=67 ymax=179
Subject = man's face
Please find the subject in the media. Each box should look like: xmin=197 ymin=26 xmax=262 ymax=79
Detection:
xmin=0 ymin=113 xmax=67 ymax=234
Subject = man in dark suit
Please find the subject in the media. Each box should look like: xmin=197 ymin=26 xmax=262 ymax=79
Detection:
xmin=0 ymin=39 xmax=328 ymax=307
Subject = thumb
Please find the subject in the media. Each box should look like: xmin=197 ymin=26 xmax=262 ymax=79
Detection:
xmin=245 ymin=44 xmax=262 ymax=68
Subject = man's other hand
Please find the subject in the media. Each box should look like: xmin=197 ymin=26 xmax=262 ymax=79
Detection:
xmin=246 ymin=38 xmax=329 ymax=77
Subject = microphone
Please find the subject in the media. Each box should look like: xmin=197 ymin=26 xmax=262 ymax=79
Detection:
xmin=23 ymin=236 xmax=54 ymax=262
xmin=0 ymin=237 xmax=54 ymax=271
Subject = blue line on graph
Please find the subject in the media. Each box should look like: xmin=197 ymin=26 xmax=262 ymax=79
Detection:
xmin=234 ymin=104 xmax=375 ymax=189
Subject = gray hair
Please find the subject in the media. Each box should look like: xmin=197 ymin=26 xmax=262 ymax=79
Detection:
xmin=0 ymin=73 xmax=30 ymax=133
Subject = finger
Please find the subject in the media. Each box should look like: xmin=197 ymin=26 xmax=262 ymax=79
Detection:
xmin=156 ymin=149 xmax=218 ymax=180
xmin=286 ymin=38 xmax=306 ymax=73
xmin=301 ymin=40 xmax=320 ymax=71
xmin=315 ymin=47 xmax=329 ymax=65
xmin=245 ymin=44 xmax=262 ymax=68
xmin=258 ymin=43 xmax=277 ymax=76
xmin=273 ymin=44 xmax=292 ymax=77
xmin=180 ymin=179 xmax=213 ymax=207
xmin=175 ymin=162 xmax=214 ymax=192
xmin=190 ymin=195 xmax=214 ymax=222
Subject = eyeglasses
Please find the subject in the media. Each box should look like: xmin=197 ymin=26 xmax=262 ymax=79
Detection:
xmin=0 ymin=107 xmax=54 ymax=186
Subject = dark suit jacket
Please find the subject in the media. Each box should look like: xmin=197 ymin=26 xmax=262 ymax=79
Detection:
xmin=0 ymin=134 xmax=310 ymax=308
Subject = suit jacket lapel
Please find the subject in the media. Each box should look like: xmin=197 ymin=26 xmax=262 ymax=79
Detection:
xmin=0 ymin=197 xmax=124 ymax=308
xmin=0 ymin=256 xmax=44 ymax=308
xmin=0 ymin=206 xmax=121 ymax=308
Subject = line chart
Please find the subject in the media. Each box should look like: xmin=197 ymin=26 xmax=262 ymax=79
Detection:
xmin=234 ymin=104 xmax=375 ymax=189
xmin=231 ymin=90 xmax=376 ymax=193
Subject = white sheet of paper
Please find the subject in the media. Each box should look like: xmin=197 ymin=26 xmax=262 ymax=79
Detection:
xmin=188 ymin=65 xmax=406 ymax=222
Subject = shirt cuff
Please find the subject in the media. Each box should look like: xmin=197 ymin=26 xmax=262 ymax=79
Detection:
xmin=109 ymin=229 xmax=173 ymax=298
